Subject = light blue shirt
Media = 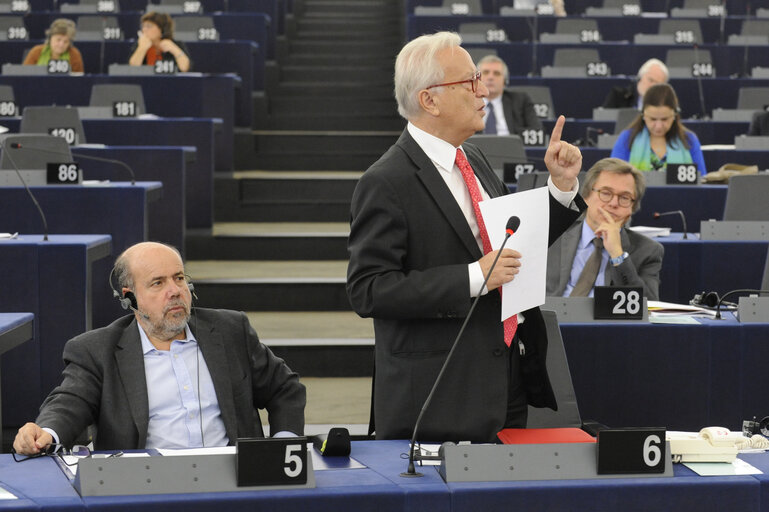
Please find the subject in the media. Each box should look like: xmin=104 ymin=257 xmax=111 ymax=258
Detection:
xmin=139 ymin=323 xmax=229 ymax=449
xmin=562 ymin=220 xmax=610 ymax=298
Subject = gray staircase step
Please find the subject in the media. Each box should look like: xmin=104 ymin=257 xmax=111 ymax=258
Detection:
xmin=269 ymin=96 xmax=397 ymax=116
xmin=213 ymin=170 xmax=360 ymax=221
xmin=187 ymin=260 xmax=351 ymax=311
xmin=249 ymin=131 xmax=397 ymax=171
xmin=272 ymin=81 xmax=393 ymax=97
xmin=280 ymin=65 xmax=393 ymax=83
xmin=186 ymin=222 xmax=350 ymax=260
xmin=287 ymin=40 xmax=397 ymax=57
xmin=262 ymin=115 xmax=404 ymax=131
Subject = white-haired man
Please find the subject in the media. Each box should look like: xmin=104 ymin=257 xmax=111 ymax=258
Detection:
xmin=602 ymin=58 xmax=669 ymax=109
xmin=347 ymin=32 xmax=586 ymax=443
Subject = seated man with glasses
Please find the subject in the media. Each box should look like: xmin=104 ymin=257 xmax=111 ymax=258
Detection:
xmin=13 ymin=241 xmax=306 ymax=456
xmin=546 ymin=158 xmax=664 ymax=300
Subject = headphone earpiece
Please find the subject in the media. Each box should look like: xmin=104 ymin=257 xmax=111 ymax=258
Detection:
xmin=691 ymin=290 xmax=720 ymax=308
xmin=122 ymin=291 xmax=138 ymax=311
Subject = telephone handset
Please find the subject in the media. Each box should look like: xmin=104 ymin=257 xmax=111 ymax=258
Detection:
xmin=666 ymin=427 xmax=747 ymax=463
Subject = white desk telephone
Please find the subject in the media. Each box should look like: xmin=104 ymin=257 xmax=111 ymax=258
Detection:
xmin=667 ymin=427 xmax=769 ymax=463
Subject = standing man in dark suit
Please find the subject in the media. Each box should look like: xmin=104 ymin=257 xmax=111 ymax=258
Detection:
xmin=13 ymin=241 xmax=305 ymax=454
xmin=602 ymin=58 xmax=669 ymax=109
xmin=546 ymin=158 xmax=664 ymax=300
xmin=477 ymin=54 xmax=542 ymax=136
xmin=347 ymin=32 xmax=585 ymax=443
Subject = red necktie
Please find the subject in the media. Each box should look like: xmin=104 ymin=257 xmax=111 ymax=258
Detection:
xmin=455 ymin=148 xmax=518 ymax=346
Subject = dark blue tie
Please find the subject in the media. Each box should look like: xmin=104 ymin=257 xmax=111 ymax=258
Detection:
xmin=484 ymin=103 xmax=497 ymax=134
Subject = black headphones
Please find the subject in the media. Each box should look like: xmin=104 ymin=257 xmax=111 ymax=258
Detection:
xmin=109 ymin=266 xmax=195 ymax=313
xmin=744 ymin=416 xmax=769 ymax=437
xmin=690 ymin=291 xmax=736 ymax=309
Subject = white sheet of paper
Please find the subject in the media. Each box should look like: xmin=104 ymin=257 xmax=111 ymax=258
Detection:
xmin=479 ymin=187 xmax=550 ymax=321
xmin=684 ymin=458 xmax=762 ymax=476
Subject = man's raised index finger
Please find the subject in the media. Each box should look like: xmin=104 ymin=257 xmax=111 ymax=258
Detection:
xmin=549 ymin=115 xmax=565 ymax=146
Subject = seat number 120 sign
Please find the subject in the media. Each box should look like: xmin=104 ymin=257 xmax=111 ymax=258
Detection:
xmin=236 ymin=437 xmax=308 ymax=486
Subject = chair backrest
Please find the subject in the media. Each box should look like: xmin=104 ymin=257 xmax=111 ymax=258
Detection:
xmin=159 ymin=0 xmax=203 ymax=13
xmin=467 ymin=134 xmax=527 ymax=176
xmin=665 ymin=48 xmax=713 ymax=78
xmin=614 ymin=108 xmax=640 ymax=133
xmin=740 ymin=19 xmax=769 ymax=36
xmin=76 ymin=15 xmax=122 ymax=40
xmin=0 ymin=133 xmax=72 ymax=170
xmin=61 ymin=0 xmax=120 ymax=13
xmin=89 ymin=83 xmax=146 ymax=116
xmin=659 ymin=19 xmax=703 ymax=45
xmin=683 ymin=0 xmax=717 ymax=7
xmin=507 ymin=85 xmax=554 ymax=120
xmin=737 ymin=87 xmax=769 ymax=110
xmin=552 ymin=48 xmax=601 ymax=68
xmin=20 ymin=106 xmax=86 ymax=146
xmin=441 ymin=0 xmax=482 ymax=15
xmin=526 ymin=310 xmax=582 ymax=428
xmin=174 ymin=15 xmax=217 ymax=42
xmin=467 ymin=47 xmax=496 ymax=65
xmin=0 ymin=16 xmax=27 ymax=41
xmin=458 ymin=22 xmax=505 ymax=44
xmin=0 ymin=84 xmax=14 ymax=102
xmin=723 ymin=174 xmax=769 ymax=221
xmin=554 ymin=18 xmax=599 ymax=35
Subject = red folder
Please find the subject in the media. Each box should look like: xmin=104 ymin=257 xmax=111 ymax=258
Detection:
xmin=497 ymin=428 xmax=596 ymax=444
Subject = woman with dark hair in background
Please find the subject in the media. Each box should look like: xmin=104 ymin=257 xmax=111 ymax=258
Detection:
xmin=611 ymin=83 xmax=706 ymax=175
xmin=128 ymin=11 xmax=191 ymax=72
xmin=23 ymin=18 xmax=83 ymax=72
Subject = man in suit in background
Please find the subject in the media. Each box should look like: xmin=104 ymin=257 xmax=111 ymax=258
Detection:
xmin=477 ymin=54 xmax=543 ymax=136
xmin=347 ymin=31 xmax=585 ymax=443
xmin=749 ymin=111 xmax=769 ymax=136
xmin=546 ymin=158 xmax=664 ymax=300
xmin=13 ymin=241 xmax=305 ymax=454
xmin=602 ymin=58 xmax=669 ymax=110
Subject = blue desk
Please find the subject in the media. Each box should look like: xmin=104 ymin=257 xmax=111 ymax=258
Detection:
xmin=0 ymin=236 xmax=110 ymax=429
xmin=72 ymin=146 xmax=192 ymax=249
xmin=656 ymin=234 xmax=768 ymax=304
xmin=561 ymin=316 xmax=769 ymax=432
xmin=0 ymin=73 xmax=243 ymax=132
xmin=0 ymin=182 xmax=161 ymax=330
xmin=1 ymin=442 xmax=767 ymax=511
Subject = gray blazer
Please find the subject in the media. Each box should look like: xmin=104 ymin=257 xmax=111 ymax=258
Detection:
xmin=546 ymin=219 xmax=664 ymax=300
xmin=36 ymin=308 xmax=306 ymax=449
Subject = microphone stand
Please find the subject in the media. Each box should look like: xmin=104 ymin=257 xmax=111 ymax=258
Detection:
xmin=402 ymin=228 xmax=516 ymax=477
xmin=0 ymin=141 xmax=49 ymax=240
xmin=715 ymin=289 xmax=769 ymax=320
xmin=11 ymin=143 xmax=136 ymax=185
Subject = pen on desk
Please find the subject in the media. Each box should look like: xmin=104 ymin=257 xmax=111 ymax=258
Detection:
xmin=107 ymin=451 xmax=123 ymax=458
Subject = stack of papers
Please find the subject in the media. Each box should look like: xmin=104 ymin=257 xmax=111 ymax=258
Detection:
xmin=648 ymin=300 xmax=716 ymax=324
xmin=627 ymin=226 xmax=671 ymax=238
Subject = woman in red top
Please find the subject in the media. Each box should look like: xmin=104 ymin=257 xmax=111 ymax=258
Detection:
xmin=128 ymin=12 xmax=191 ymax=72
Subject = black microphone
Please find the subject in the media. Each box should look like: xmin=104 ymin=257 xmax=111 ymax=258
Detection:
xmin=576 ymin=127 xmax=604 ymax=147
xmin=715 ymin=289 xmax=769 ymax=320
xmin=692 ymin=44 xmax=709 ymax=120
xmin=717 ymin=0 xmax=726 ymax=45
xmin=653 ymin=210 xmax=688 ymax=239
xmin=9 ymin=142 xmax=136 ymax=185
xmin=402 ymin=215 xmax=521 ymax=478
xmin=0 ymin=140 xmax=49 ymax=241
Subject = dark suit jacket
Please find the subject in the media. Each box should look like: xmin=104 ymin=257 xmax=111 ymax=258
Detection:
xmin=546 ymin=219 xmax=664 ymax=300
xmin=749 ymin=111 xmax=769 ymax=136
xmin=347 ymin=128 xmax=584 ymax=443
xmin=602 ymin=84 xmax=638 ymax=109
xmin=36 ymin=308 xmax=306 ymax=449
xmin=499 ymin=90 xmax=543 ymax=135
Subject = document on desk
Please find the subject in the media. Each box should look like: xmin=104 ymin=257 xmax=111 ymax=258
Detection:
xmin=0 ymin=486 xmax=17 ymax=500
xmin=684 ymin=458 xmax=762 ymax=476
xmin=479 ymin=187 xmax=549 ymax=321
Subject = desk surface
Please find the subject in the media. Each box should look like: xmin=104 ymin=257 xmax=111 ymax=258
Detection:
xmin=0 ymin=441 xmax=766 ymax=512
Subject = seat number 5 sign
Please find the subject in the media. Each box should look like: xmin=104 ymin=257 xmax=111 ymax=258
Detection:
xmin=236 ymin=437 xmax=308 ymax=486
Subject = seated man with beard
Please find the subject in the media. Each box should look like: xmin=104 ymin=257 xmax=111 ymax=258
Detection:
xmin=13 ymin=242 xmax=305 ymax=454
